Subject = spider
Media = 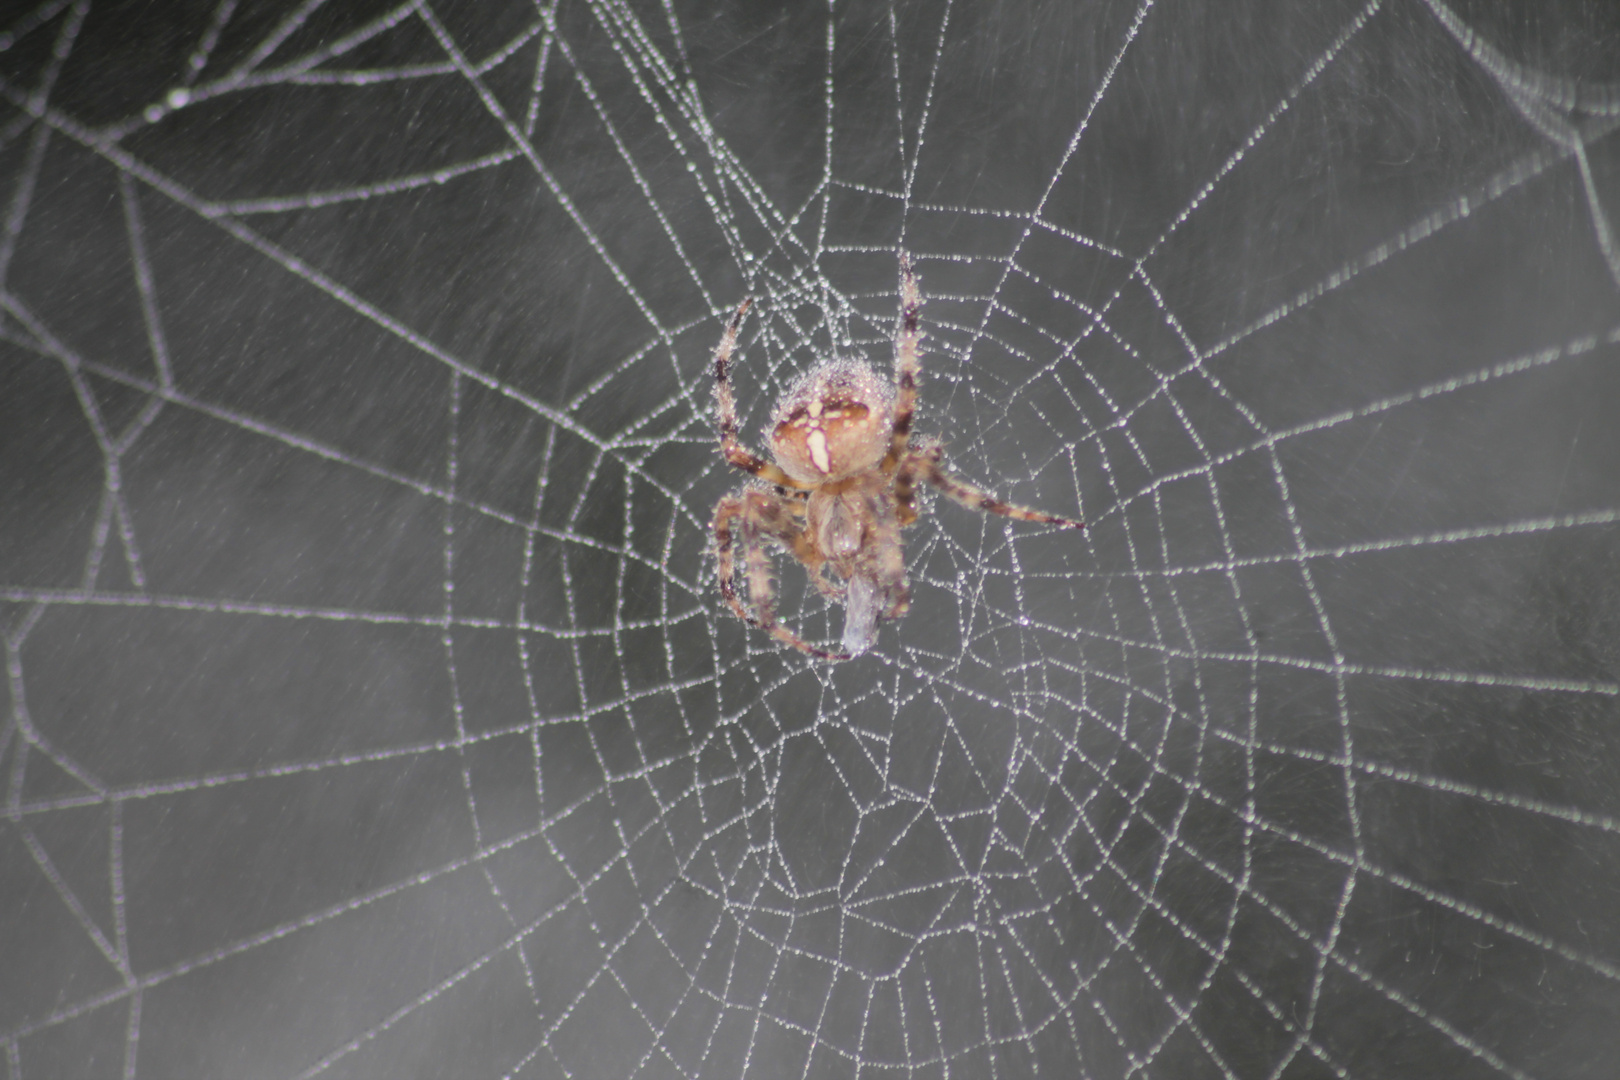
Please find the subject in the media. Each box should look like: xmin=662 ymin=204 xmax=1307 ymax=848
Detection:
xmin=711 ymin=255 xmax=1083 ymax=661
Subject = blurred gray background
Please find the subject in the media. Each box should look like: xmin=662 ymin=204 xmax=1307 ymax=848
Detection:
xmin=2 ymin=0 xmax=1619 ymax=1077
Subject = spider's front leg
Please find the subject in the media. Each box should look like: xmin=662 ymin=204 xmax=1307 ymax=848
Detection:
xmin=897 ymin=443 xmax=1084 ymax=530
xmin=713 ymin=494 xmax=756 ymax=629
xmin=812 ymin=563 xmax=847 ymax=602
xmin=713 ymin=490 xmax=849 ymax=662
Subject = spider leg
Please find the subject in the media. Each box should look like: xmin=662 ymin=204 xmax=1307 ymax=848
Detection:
xmin=812 ymin=562 xmax=847 ymax=601
xmin=713 ymin=494 xmax=754 ymax=628
xmin=895 ymin=456 xmax=922 ymax=527
xmin=712 ymin=299 xmax=812 ymax=489
xmin=898 ymin=443 xmax=1084 ymax=529
xmin=742 ymin=522 xmax=851 ymax=661
xmin=883 ymin=253 xmax=924 ymax=471
xmin=894 ymin=437 xmax=942 ymax=526
xmin=714 ymin=491 xmax=850 ymax=661
xmin=869 ymin=502 xmax=911 ymax=621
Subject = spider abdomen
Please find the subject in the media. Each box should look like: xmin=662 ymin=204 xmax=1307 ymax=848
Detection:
xmin=768 ymin=359 xmax=894 ymax=483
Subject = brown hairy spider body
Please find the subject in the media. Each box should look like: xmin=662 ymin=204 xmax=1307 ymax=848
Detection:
xmin=712 ymin=256 xmax=1082 ymax=661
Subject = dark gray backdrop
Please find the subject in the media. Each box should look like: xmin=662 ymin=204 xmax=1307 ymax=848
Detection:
xmin=2 ymin=0 xmax=1619 ymax=1077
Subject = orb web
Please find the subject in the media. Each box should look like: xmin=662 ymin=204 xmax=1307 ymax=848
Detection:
xmin=2 ymin=0 xmax=1618 ymax=1077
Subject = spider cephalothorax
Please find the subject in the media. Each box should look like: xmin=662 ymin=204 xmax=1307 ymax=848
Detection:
xmin=711 ymin=255 xmax=1083 ymax=660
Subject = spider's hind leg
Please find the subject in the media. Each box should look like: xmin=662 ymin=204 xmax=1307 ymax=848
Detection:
xmin=712 ymin=299 xmax=811 ymax=489
xmin=884 ymin=254 xmax=924 ymax=469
